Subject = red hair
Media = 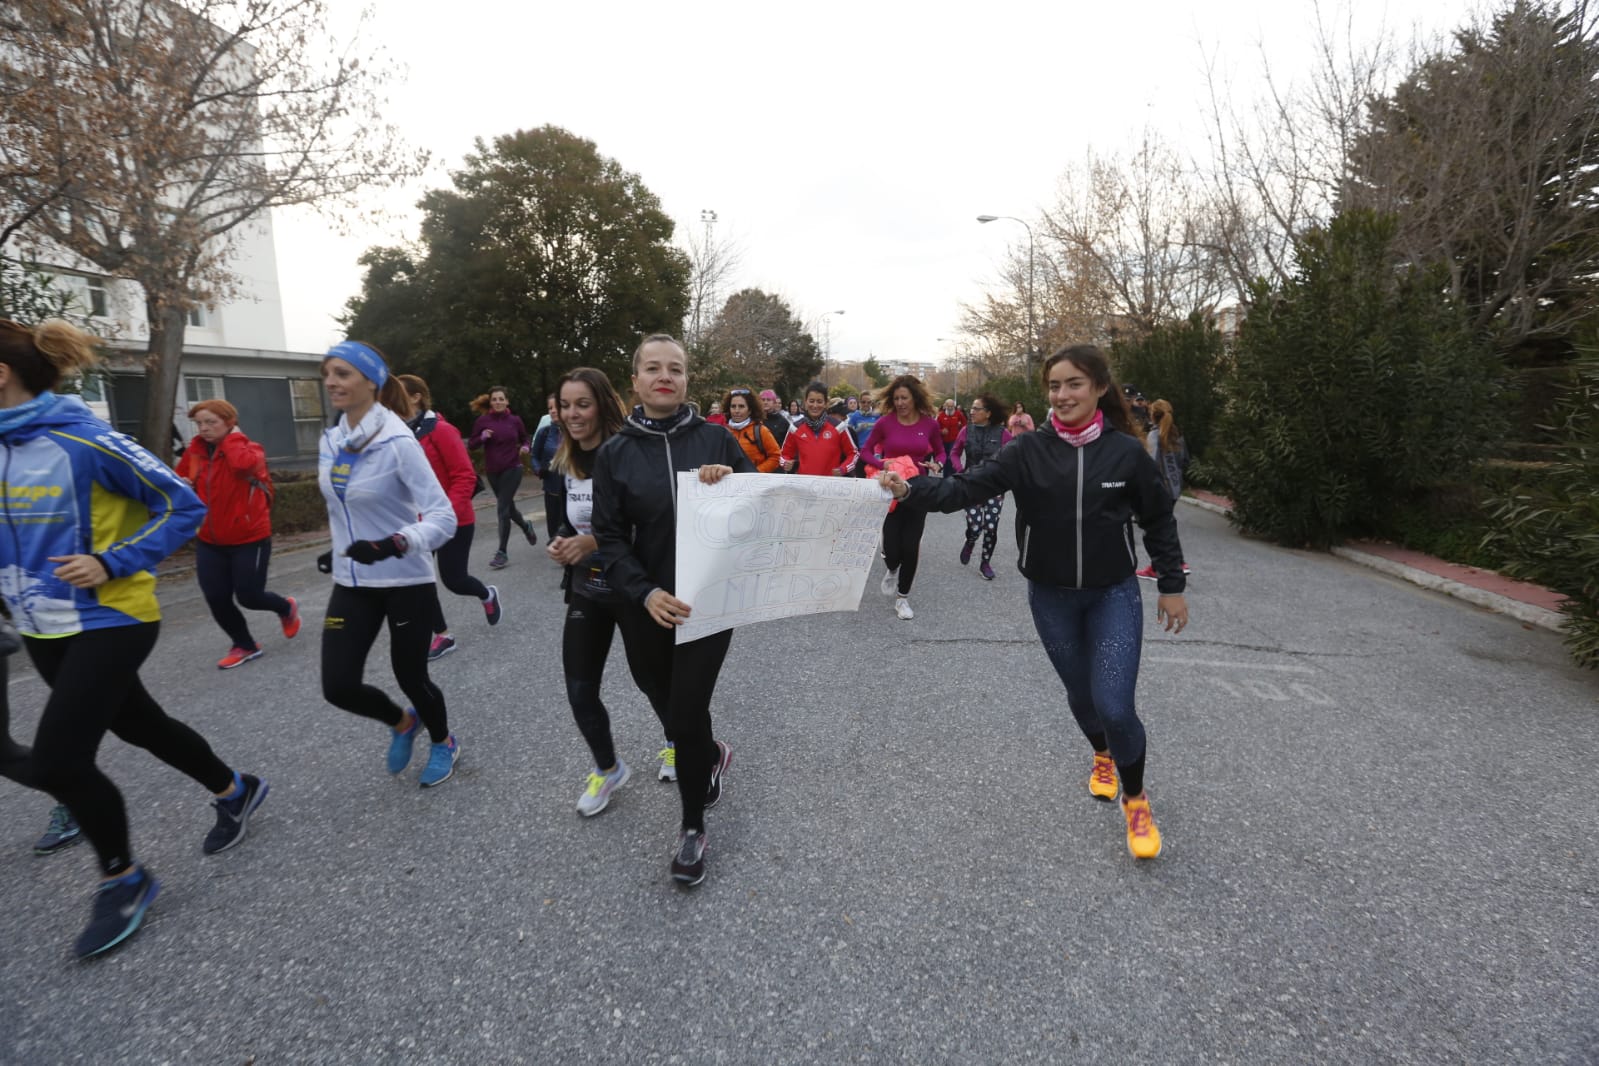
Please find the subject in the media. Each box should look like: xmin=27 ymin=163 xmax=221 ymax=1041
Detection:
xmin=187 ymin=399 xmax=238 ymax=425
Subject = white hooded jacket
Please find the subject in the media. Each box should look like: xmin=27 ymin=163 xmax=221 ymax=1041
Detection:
xmin=319 ymin=406 xmax=456 ymax=588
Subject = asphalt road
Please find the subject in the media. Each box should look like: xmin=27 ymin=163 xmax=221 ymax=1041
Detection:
xmin=1 ymin=500 xmax=1595 ymax=1065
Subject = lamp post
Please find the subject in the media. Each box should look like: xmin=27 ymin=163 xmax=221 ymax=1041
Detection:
xmin=936 ymin=337 xmax=961 ymax=407
xmin=976 ymin=214 xmax=1036 ymax=380
xmin=819 ymin=309 xmax=845 ymax=361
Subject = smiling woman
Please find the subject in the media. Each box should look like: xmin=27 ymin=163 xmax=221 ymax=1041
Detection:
xmin=589 ymin=334 xmax=755 ymax=887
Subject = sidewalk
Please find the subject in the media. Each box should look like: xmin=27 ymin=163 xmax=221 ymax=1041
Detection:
xmin=1182 ymin=488 xmax=1566 ymax=632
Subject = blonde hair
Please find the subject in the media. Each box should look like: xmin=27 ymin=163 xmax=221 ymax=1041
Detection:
xmin=1150 ymin=398 xmax=1182 ymax=454
xmin=0 ymin=318 xmax=100 ymax=393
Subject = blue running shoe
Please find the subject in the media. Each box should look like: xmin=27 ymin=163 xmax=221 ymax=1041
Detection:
xmin=419 ymin=734 xmax=460 ymax=788
xmin=75 ymin=867 xmax=160 ymax=959
xmin=35 ymin=804 xmax=82 ymax=855
xmin=387 ymin=710 xmax=420 ymax=775
xmin=203 ymin=774 xmax=269 ymax=854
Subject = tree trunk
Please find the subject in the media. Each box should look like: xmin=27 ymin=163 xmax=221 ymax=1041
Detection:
xmin=141 ymin=301 xmax=187 ymax=464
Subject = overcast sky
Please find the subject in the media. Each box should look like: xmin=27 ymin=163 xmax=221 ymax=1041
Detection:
xmin=272 ymin=0 xmax=1454 ymax=367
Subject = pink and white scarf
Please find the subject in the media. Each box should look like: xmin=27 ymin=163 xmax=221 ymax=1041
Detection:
xmin=1050 ymin=409 xmax=1103 ymax=447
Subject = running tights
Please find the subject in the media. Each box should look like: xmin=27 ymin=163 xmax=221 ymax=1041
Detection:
xmin=0 ymin=655 xmax=33 ymax=789
xmin=963 ymin=496 xmax=1005 ymax=565
xmin=195 ymin=537 xmax=291 ymax=651
xmin=615 ymin=607 xmax=733 ymax=833
xmin=26 ymin=623 xmax=233 ymax=876
xmin=428 ymin=523 xmax=490 ymax=633
xmin=489 ymin=467 xmax=532 ymax=552
xmin=322 ymin=583 xmax=450 ymax=744
xmin=881 ymin=506 xmax=929 ymax=596
xmin=562 ymin=593 xmax=671 ymax=772
xmin=1028 ymin=576 xmax=1148 ymax=796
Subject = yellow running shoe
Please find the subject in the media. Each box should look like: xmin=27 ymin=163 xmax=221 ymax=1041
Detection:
xmin=1089 ymin=752 xmax=1119 ymax=801
xmin=1121 ymin=793 xmax=1162 ymax=859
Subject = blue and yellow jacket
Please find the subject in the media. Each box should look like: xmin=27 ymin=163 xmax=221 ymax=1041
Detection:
xmin=0 ymin=395 xmax=204 ymax=637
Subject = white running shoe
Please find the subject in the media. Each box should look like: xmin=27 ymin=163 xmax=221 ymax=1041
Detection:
xmin=880 ymin=568 xmax=899 ymax=595
xmin=895 ymin=597 xmax=914 ymax=620
xmin=576 ymin=760 xmax=630 ymax=817
xmin=657 ymin=744 xmax=677 ymax=782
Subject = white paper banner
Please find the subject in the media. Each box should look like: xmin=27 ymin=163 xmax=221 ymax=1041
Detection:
xmin=674 ymin=472 xmax=892 ymax=643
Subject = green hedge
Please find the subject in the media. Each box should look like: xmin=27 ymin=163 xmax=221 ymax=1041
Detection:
xmin=270 ymin=476 xmax=329 ymax=536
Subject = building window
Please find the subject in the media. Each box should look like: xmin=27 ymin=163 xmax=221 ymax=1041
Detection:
xmin=184 ymin=376 xmax=223 ymax=404
xmin=86 ymin=278 xmax=108 ymax=318
xmin=290 ymin=377 xmax=324 ymax=453
xmin=188 ymin=306 xmax=207 ymax=328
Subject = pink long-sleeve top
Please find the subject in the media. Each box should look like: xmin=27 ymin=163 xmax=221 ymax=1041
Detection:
xmin=861 ymin=414 xmax=943 ymax=476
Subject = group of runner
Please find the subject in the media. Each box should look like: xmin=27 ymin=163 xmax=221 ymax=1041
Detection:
xmin=0 ymin=319 xmax=1190 ymax=960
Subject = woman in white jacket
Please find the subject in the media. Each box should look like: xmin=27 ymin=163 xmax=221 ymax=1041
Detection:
xmin=318 ymin=341 xmax=461 ymax=787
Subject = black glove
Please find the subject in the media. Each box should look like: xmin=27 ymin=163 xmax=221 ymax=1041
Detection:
xmin=316 ymin=551 xmax=333 ymax=574
xmin=344 ymin=535 xmax=406 ymax=565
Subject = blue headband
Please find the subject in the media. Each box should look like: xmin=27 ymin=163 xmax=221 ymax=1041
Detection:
xmin=326 ymin=341 xmax=387 ymax=388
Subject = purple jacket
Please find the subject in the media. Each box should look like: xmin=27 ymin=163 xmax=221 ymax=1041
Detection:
xmin=467 ymin=409 xmax=530 ymax=474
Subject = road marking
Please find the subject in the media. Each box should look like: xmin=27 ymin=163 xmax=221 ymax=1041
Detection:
xmin=1147 ymin=656 xmax=1315 ymax=674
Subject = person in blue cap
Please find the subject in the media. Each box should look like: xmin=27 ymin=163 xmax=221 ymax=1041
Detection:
xmin=317 ymin=340 xmax=463 ymax=787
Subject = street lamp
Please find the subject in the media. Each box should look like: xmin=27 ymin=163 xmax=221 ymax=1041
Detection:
xmin=819 ymin=309 xmax=845 ymax=360
xmin=976 ymin=214 xmax=1036 ymax=380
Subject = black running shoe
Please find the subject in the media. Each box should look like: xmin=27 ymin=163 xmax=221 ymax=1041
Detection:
xmin=704 ymin=740 xmax=732 ymax=809
xmin=670 ymin=829 xmax=707 ymax=886
xmin=203 ymin=774 xmax=269 ymax=855
xmin=34 ymin=804 xmax=82 ymax=855
xmin=76 ymin=867 xmax=160 ymax=959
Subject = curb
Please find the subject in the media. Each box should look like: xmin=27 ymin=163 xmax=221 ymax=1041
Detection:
xmin=1178 ymin=495 xmax=1565 ymax=634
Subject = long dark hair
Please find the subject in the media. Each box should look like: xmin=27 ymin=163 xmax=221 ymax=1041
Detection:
xmin=552 ymin=368 xmax=627 ymax=479
xmin=882 ymin=374 xmax=935 ymax=418
xmin=1041 ymin=344 xmax=1135 ymax=436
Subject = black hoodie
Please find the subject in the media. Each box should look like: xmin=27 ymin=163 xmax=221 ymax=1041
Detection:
xmin=591 ymin=409 xmax=754 ymax=605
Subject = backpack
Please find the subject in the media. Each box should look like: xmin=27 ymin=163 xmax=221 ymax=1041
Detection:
xmin=244 ymin=439 xmax=273 ymax=509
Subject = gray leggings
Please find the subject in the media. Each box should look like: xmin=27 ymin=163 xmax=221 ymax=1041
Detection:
xmin=489 ymin=466 xmax=531 ymax=551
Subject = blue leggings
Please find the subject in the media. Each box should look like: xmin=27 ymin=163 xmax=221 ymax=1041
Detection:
xmin=1028 ymin=576 xmax=1147 ymax=792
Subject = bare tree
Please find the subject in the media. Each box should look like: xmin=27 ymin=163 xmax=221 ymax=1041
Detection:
xmin=0 ymin=0 xmax=424 ymax=458
xmin=682 ymin=208 xmax=742 ymax=355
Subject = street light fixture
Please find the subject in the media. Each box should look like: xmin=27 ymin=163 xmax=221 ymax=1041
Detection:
xmin=819 ymin=309 xmax=845 ymax=361
xmin=977 ymin=214 xmax=1036 ymax=380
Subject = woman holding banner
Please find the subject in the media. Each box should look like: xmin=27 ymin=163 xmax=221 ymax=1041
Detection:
xmin=591 ymin=334 xmax=754 ymax=887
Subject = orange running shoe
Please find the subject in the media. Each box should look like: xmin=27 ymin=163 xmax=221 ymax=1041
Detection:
xmin=280 ymin=597 xmax=301 ymax=639
xmin=1089 ymin=752 xmax=1119 ymax=801
xmin=1121 ymin=793 xmax=1162 ymax=859
xmin=217 ymin=646 xmax=263 ymax=670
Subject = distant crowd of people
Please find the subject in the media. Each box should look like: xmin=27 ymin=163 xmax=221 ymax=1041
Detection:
xmin=0 ymin=317 xmax=1191 ymax=962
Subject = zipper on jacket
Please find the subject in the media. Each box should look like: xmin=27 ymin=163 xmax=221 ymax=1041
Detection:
xmin=1075 ymin=447 xmax=1085 ymax=587
xmin=1020 ymin=523 xmax=1031 ymax=568
xmin=664 ymin=436 xmax=677 ymax=521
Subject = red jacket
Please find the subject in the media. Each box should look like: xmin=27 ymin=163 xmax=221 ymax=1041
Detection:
xmin=176 ymin=430 xmax=272 ymax=545
xmin=937 ymin=408 xmax=967 ymax=443
xmin=779 ymin=419 xmax=859 ymax=475
xmin=416 ymin=413 xmax=477 ymax=527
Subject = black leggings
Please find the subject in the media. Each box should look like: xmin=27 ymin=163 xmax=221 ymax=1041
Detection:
xmin=0 ymin=655 xmax=35 ymax=789
xmin=615 ymin=607 xmax=733 ymax=833
xmin=562 ymin=593 xmax=671 ymax=771
xmin=322 ymin=583 xmax=449 ymax=744
xmin=195 ymin=537 xmax=291 ymax=650
xmin=428 ymin=523 xmax=489 ymax=633
xmin=26 ymin=623 xmax=233 ymax=877
xmin=882 ymin=506 xmax=929 ymax=596
xmin=489 ymin=467 xmax=531 ymax=551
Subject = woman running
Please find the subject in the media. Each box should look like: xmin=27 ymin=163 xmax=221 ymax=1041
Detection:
xmin=1008 ymin=401 xmax=1035 ymax=435
xmin=860 ymin=375 xmax=943 ymax=620
xmin=530 ymin=409 xmax=566 ymax=543
xmin=1 ymin=612 xmax=82 ymax=855
xmin=1137 ymin=399 xmax=1192 ymax=579
xmin=467 ymin=385 xmax=536 ymax=570
xmin=0 ymin=317 xmax=267 ymax=958
xmin=722 ymin=386 xmax=781 ymax=473
xmin=397 ymin=375 xmax=502 ymax=662
xmin=547 ymin=367 xmax=678 ymax=815
xmin=779 ymin=380 xmax=859 ymax=475
xmin=591 ymin=334 xmax=753 ymax=886
xmin=319 ymin=342 xmax=461 ymax=788
xmin=176 ymin=400 xmax=299 ymax=670
xmin=950 ymin=392 xmax=1012 ymax=581
xmin=880 ymin=344 xmax=1188 ymax=860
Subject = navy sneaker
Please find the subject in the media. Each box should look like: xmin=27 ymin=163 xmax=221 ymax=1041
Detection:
xmin=387 ymin=710 xmax=421 ymax=774
xmin=670 ymin=829 xmax=707 ymax=887
xmin=203 ymin=774 xmax=269 ymax=855
xmin=483 ymin=586 xmax=502 ymax=626
xmin=75 ymin=867 xmax=160 ymax=959
xmin=419 ymin=734 xmax=460 ymax=788
xmin=35 ymin=804 xmax=82 ymax=855
xmin=704 ymin=740 xmax=732 ymax=809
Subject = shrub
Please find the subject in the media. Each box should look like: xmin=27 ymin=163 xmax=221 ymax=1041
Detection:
xmin=1481 ymin=353 xmax=1599 ymax=667
xmin=1207 ymin=210 xmax=1503 ymax=547
xmin=270 ymin=477 xmax=328 ymax=536
xmin=1110 ymin=313 xmax=1229 ymax=459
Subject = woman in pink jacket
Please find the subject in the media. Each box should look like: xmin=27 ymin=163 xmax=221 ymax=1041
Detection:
xmin=400 ymin=376 xmax=502 ymax=660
